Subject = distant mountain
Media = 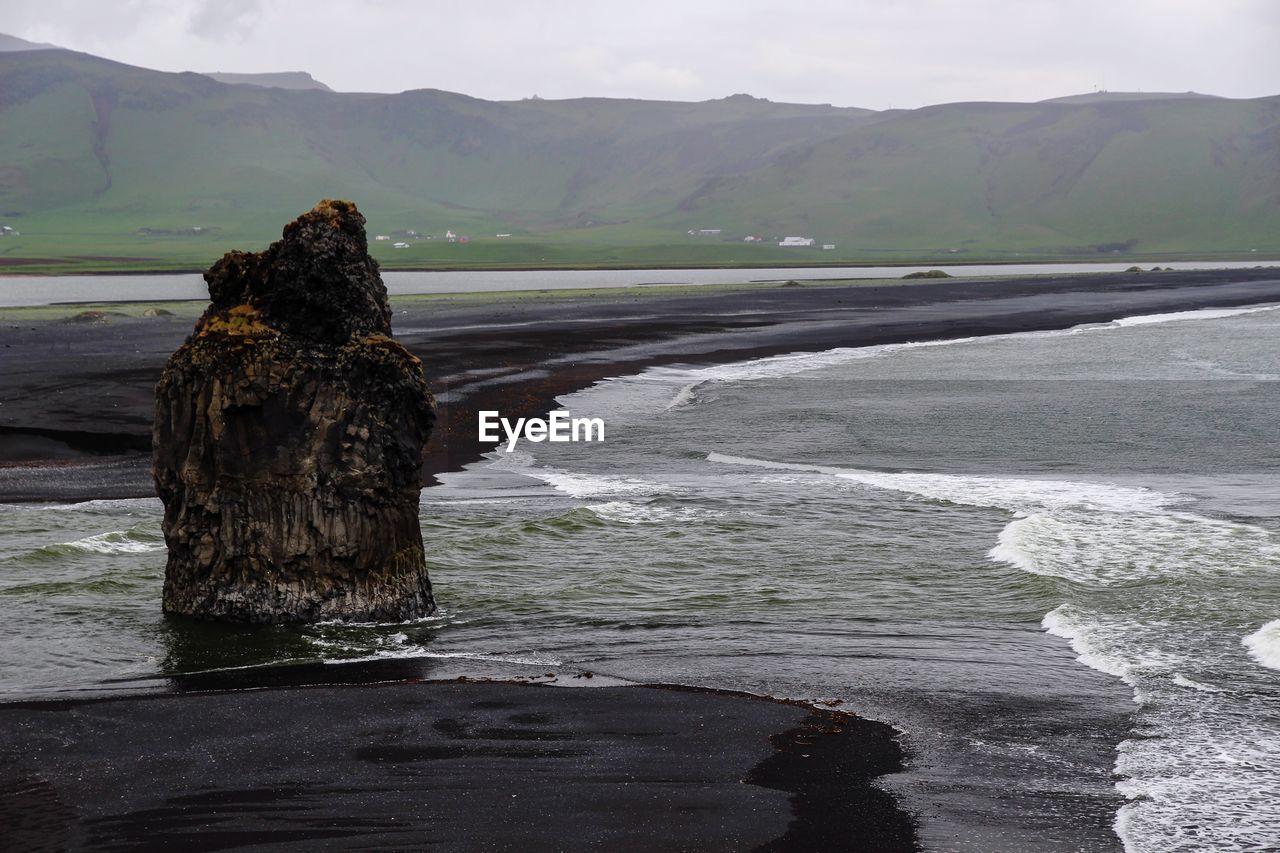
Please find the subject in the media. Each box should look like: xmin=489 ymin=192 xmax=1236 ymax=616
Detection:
xmin=201 ymin=71 xmax=332 ymax=92
xmin=1043 ymin=91 xmax=1224 ymax=105
xmin=0 ymin=32 xmax=57 ymax=52
xmin=0 ymin=41 xmax=1277 ymax=264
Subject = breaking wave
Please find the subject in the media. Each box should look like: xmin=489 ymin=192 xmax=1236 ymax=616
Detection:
xmin=1243 ymin=620 xmax=1280 ymax=671
xmin=707 ymin=450 xmax=1280 ymax=852
xmin=645 ymin=303 xmax=1280 ymax=407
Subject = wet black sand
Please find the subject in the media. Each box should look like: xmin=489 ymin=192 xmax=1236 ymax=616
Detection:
xmin=1 ymin=266 xmax=1278 ymax=502
xmin=0 ymin=671 xmax=915 ymax=852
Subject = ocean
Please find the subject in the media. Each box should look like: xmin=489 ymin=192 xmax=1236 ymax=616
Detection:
xmin=1 ymin=304 xmax=1277 ymax=851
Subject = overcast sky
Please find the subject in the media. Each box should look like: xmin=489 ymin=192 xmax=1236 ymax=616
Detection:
xmin=5 ymin=0 xmax=1277 ymax=108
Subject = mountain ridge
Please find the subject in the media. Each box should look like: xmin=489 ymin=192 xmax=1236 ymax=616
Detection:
xmin=0 ymin=32 xmax=57 ymax=52
xmin=201 ymin=71 xmax=333 ymax=92
xmin=0 ymin=40 xmax=1277 ymax=270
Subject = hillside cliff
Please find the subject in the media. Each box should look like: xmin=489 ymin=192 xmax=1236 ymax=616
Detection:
xmin=1 ymin=47 xmax=1277 ymax=261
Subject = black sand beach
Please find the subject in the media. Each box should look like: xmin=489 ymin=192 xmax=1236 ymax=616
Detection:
xmin=0 ymin=669 xmax=915 ymax=852
xmin=1 ymin=267 xmax=1278 ymax=503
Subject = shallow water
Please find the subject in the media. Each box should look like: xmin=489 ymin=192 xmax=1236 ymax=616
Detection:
xmin=1 ymin=305 xmax=1278 ymax=850
xmin=0 ymin=259 xmax=1273 ymax=306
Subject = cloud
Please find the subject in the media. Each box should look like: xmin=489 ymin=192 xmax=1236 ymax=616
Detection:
xmin=187 ymin=0 xmax=263 ymax=41
xmin=1 ymin=0 xmax=1275 ymax=107
xmin=604 ymin=61 xmax=703 ymax=97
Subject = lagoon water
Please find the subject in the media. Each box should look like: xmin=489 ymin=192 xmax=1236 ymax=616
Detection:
xmin=1 ymin=305 xmax=1278 ymax=850
xmin=0 ymin=259 xmax=1274 ymax=307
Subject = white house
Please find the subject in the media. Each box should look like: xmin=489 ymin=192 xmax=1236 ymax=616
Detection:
xmin=822 ymin=244 xmax=836 ymax=250
xmin=0 ymin=226 xmax=17 ymax=236
xmin=374 ymin=235 xmax=390 ymax=241
xmin=779 ymin=236 xmax=815 ymax=247
xmin=393 ymin=242 xmax=410 ymax=249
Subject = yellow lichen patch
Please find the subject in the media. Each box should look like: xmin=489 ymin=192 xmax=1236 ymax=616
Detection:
xmin=361 ymin=334 xmax=420 ymax=363
xmin=314 ymin=199 xmax=357 ymax=225
xmin=316 ymin=198 xmax=355 ymax=213
xmin=199 ymin=303 xmax=278 ymax=338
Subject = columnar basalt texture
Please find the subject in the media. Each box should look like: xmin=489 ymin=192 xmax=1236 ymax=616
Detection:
xmin=153 ymin=200 xmax=436 ymax=623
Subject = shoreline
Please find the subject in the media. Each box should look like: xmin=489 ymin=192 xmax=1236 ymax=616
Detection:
xmin=2 ymin=253 xmax=1278 ymax=278
xmin=2 ymin=266 xmax=1280 ymax=502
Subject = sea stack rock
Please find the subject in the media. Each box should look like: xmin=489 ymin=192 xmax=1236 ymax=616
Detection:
xmin=153 ymin=200 xmax=436 ymax=623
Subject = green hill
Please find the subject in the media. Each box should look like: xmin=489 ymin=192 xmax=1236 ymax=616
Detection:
xmin=680 ymin=97 xmax=1280 ymax=254
xmin=0 ymin=46 xmax=1276 ymax=273
xmin=200 ymin=71 xmax=333 ymax=92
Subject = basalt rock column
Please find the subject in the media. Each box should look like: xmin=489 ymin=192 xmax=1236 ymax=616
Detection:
xmin=153 ymin=200 xmax=436 ymax=622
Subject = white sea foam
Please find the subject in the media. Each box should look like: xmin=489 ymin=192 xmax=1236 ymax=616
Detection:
xmin=536 ymin=469 xmax=672 ymax=499
xmin=1036 ymin=605 xmax=1280 ymax=851
xmin=331 ymin=647 xmax=565 ymax=668
xmin=709 ymin=453 xmax=1279 ymax=587
xmin=1113 ymin=702 xmax=1280 ymax=852
xmin=417 ymin=650 xmax=565 ymax=666
xmin=485 ymin=451 xmax=704 ymax=524
xmin=664 ymin=382 xmax=700 ymax=411
xmin=483 ymin=450 xmax=705 ymax=526
xmin=988 ymin=509 xmax=1279 ymax=586
xmin=643 ymin=335 xmax=999 ymax=392
xmin=987 ymin=516 xmax=1043 ymax=574
xmin=425 ymin=497 xmax=530 ymax=506
xmin=586 ymin=500 xmax=717 ymax=525
xmin=1109 ymin=304 xmax=1280 ymax=328
xmin=1033 ymin=533 xmax=1280 ymax=853
xmin=491 ymin=450 xmax=676 ymax=499
xmin=707 ymin=452 xmax=1174 ymax=514
xmin=1042 ymin=605 xmax=1140 ymax=683
xmin=636 ymin=302 xmax=1280 ymax=408
xmin=311 ymin=612 xmax=450 ymax=629
xmin=1243 ymin=620 xmax=1280 ymax=671
xmin=5 ymin=497 xmax=164 ymax=515
xmin=61 ymin=529 xmax=164 ymax=555
xmin=1171 ymin=674 xmax=1224 ymax=693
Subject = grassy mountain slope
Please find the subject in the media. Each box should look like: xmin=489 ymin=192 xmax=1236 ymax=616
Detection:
xmin=201 ymin=71 xmax=332 ymax=92
xmin=1042 ymin=91 xmax=1223 ymax=105
xmin=676 ymin=97 xmax=1280 ymax=253
xmin=0 ymin=47 xmax=1276 ymax=272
